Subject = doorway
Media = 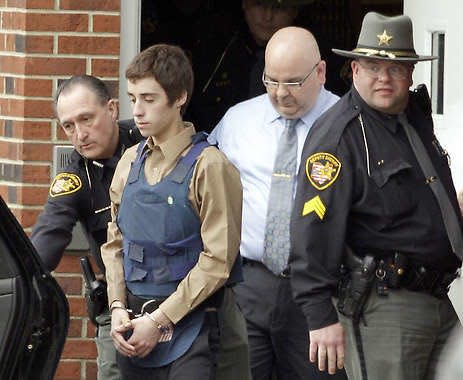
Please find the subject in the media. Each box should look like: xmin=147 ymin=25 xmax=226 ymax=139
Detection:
xmin=133 ymin=0 xmax=403 ymax=130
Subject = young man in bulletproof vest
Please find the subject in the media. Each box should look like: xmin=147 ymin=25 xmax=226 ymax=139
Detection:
xmin=101 ymin=44 xmax=251 ymax=379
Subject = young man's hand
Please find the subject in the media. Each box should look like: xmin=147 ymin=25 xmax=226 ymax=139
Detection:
xmin=125 ymin=315 xmax=162 ymax=358
xmin=110 ymin=308 xmax=136 ymax=357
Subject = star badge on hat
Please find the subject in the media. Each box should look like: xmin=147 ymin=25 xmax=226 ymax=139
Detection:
xmin=332 ymin=12 xmax=437 ymax=62
xmin=377 ymin=30 xmax=393 ymax=46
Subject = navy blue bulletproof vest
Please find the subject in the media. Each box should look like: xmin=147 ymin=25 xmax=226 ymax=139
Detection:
xmin=116 ymin=132 xmax=242 ymax=367
xmin=117 ymin=131 xmax=242 ymax=297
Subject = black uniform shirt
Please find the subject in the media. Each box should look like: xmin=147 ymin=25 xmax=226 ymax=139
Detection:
xmin=290 ymin=87 xmax=462 ymax=330
xmin=187 ymin=23 xmax=266 ymax=133
xmin=31 ymin=120 xmax=142 ymax=272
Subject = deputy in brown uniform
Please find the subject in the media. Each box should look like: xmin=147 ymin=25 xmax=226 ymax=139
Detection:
xmin=290 ymin=12 xmax=462 ymax=380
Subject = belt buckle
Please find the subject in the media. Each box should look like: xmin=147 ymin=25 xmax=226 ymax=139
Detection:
xmin=280 ymin=268 xmax=291 ymax=278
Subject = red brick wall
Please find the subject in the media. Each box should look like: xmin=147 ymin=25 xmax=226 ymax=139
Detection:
xmin=0 ymin=0 xmax=122 ymax=379
xmin=54 ymin=255 xmax=99 ymax=379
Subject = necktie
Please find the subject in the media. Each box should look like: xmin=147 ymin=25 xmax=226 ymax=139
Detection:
xmin=398 ymin=113 xmax=463 ymax=260
xmin=263 ymin=118 xmax=298 ymax=274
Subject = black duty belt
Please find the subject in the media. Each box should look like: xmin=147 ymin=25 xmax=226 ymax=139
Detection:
xmin=345 ymin=251 xmax=459 ymax=299
xmin=375 ymin=255 xmax=459 ymax=298
xmin=242 ymin=257 xmax=291 ymax=278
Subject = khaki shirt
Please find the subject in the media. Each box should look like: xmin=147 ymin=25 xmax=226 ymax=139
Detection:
xmin=101 ymin=124 xmax=242 ymax=323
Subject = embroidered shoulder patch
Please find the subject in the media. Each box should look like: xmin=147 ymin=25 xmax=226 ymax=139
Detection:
xmin=305 ymin=152 xmax=341 ymax=190
xmin=49 ymin=172 xmax=82 ymax=197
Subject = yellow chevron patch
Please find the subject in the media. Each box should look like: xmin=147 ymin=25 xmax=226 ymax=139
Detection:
xmin=302 ymin=195 xmax=326 ymax=220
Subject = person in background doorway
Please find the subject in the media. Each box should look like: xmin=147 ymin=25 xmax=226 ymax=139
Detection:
xmin=188 ymin=0 xmax=315 ymax=133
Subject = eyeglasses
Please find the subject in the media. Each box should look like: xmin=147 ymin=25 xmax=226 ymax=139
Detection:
xmin=262 ymin=61 xmax=320 ymax=90
xmin=357 ymin=61 xmax=412 ymax=81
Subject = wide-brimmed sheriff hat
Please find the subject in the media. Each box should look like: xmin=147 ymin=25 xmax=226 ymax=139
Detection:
xmin=332 ymin=12 xmax=437 ymax=62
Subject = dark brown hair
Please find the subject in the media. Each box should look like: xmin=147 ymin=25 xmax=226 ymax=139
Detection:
xmin=125 ymin=44 xmax=194 ymax=115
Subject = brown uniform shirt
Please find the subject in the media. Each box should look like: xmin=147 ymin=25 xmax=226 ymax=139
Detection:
xmin=101 ymin=124 xmax=242 ymax=323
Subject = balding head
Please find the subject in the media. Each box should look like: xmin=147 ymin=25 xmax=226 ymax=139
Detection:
xmin=266 ymin=26 xmax=320 ymax=65
xmin=263 ymin=27 xmax=326 ymax=119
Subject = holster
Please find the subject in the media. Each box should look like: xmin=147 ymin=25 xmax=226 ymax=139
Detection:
xmin=337 ymin=246 xmax=377 ymax=320
xmin=337 ymin=248 xmax=458 ymax=318
xmin=84 ymin=280 xmax=108 ymax=325
xmin=80 ymin=256 xmax=108 ymax=325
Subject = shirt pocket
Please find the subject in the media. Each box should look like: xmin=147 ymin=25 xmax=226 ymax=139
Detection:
xmin=370 ymin=158 xmax=417 ymax=222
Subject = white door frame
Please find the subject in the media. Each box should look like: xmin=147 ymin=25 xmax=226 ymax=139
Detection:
xmin=119 ymin=0 xmax=141 ymax=120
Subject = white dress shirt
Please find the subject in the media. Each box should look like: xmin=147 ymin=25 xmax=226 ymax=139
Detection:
xmin=209 ymin=87 xmax=339 ymax=261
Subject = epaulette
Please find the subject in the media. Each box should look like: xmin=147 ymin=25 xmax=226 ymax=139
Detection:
xmin=308 ymin=92 xmax=361 ymax=150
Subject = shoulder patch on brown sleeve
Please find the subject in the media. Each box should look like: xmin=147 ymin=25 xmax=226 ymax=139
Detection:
xmin=305 ymin=152 xmax=341 ymax=190
xmin=49 ymin=172 xmax=82 ymax=197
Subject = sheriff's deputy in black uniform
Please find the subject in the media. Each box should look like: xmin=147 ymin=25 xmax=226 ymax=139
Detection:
xmin=290 ymin=12 xmax=462 ymax=380
xmin=187 ymin=0 xmax=313 ymax=133
xmin=31 ymin=75 xmax=142 ymax=380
